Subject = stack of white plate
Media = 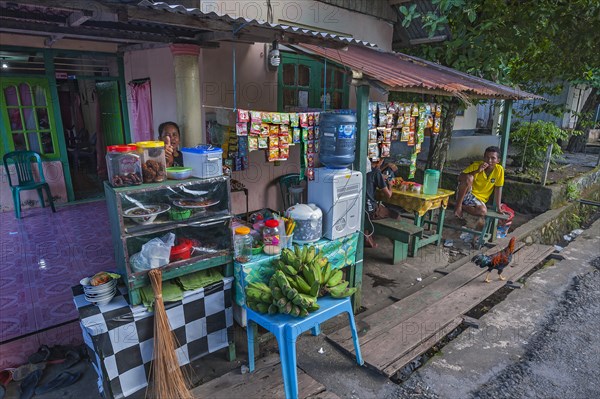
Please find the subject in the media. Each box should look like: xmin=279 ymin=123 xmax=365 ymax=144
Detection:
xmin=80 ymin=277 xmax=118 ymax=306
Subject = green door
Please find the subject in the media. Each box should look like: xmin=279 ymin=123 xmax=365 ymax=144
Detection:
xmin=96 ymin=81 xmax=124 ymax=146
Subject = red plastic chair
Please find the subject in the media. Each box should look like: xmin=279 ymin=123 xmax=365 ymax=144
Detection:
xmin=3 ymin=151 xmax=56 ymax=219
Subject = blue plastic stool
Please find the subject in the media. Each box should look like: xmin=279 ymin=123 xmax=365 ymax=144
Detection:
xmin=246 ymin=296 xmax=363 ymax=399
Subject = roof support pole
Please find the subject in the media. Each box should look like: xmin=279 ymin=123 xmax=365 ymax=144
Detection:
xmin=498 ymin=99 xmax=513 ymax=168
xmin=350 ymin=82 xmax=370 ymax=312
xmin=170 ymin=44 xmax=203 ymax=146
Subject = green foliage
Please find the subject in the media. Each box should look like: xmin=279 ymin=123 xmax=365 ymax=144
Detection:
xmin=566 ymin=183 xmax=580 ymax=202
xmin=510 ymin=121 xmax=580 ymax=170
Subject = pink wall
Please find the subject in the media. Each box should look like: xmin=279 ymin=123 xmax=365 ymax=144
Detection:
xmin=0 ymin=161 xmax=68 ymax=212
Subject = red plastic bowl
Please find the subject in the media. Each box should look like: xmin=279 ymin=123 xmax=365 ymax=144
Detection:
xmin=170 ymin=238 xmax=193 ymax=262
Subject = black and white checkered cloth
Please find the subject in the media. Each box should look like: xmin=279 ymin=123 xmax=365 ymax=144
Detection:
xmin=72 ymin=277 xmax=233 ymax=399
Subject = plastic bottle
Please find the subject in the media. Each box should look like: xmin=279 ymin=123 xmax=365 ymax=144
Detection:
xmin=423 ymin=169 xmax=440 ymax=195
xmin=234 ymin=226 xmax=253 ymax=263
xmin=318 ymin=113 xmax=357 ymax=169
xmin=262 ymin=219 xmax=281 ymax=255
xmin=106 ymin=145 xmax=142 ymax=187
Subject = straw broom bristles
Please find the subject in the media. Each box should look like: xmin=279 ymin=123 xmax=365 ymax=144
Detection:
xmin=147 ymin=268 xmax=193 ymax=399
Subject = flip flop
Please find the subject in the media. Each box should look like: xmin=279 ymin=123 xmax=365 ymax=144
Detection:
xmin=27 ymin=345 xmax=51 ymax=364
xmin=34 ymin=370 xmax=82 ymax=395
xmin=19 ymin=368 xmax=43 ymax=399
xmin=11 ymin=362 xmax=46 ymax=382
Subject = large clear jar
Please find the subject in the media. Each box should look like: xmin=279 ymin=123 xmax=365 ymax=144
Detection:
xmin=136 ymin=141 xmax=166 ymax=183
xmin=262 ymin=219 xmax=281 ymax=255
xmin=106 ymin=145 xmax=143 ymax=187
xmin=234 ymin=226 xmax=253 ymax=263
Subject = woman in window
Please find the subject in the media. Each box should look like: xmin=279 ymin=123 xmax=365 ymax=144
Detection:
xmin=158 ymin=121 xmax=183 ymax=167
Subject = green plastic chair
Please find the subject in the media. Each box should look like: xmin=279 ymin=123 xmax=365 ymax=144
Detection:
xmin=3 ymin=150 xmax=56 ymax=219
xmin=278 ymin=173 xmax=301 ymax=211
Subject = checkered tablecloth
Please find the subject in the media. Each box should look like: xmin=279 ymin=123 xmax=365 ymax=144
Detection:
xmin=72 ymin=277 xmax=233 ymax=399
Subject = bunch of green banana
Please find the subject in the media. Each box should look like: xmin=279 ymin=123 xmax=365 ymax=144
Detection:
xmin=270 ymin=270 xmax=318 ymax=317
xmin=319 ymin=263 xmax=357 ymax=299
xmin=245 ymin=282 xmax=277 ymax=314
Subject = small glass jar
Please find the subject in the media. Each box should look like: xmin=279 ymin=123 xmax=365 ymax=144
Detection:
xmin=136 ymin=141 xmax=166 ymax=183
xmin=106 ymin=145 xmax=143 ymax=187
xmin=234 ymin=226 xmax=253 ymax=263
xmin=262 ymin=219 xmax=281 ymax=255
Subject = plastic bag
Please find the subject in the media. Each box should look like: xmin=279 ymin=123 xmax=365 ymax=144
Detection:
xmin=132 ymin=233 xmax=175 ymax=271
xmin=499 ymin=204 xmax=515 ymax=227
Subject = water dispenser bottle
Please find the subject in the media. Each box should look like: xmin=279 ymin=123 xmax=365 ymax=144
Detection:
xmin=423 ymin=169 xmax=440 ymax=195
xmin=318 ymin=113 xmax=357 ymax=169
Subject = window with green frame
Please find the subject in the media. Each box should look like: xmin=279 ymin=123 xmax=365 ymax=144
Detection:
xmin=278 ymin=52 xmax=349 ymax=112
xmin=1 ymin=78 xmax=59 ymax=159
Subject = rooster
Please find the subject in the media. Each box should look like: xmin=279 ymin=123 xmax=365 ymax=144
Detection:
xmin=472 ymin=237 xmax=516 ymax=283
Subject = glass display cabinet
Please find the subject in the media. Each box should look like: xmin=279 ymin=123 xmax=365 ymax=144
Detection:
xmin=104 ymin=176 xmax=233 ymax=305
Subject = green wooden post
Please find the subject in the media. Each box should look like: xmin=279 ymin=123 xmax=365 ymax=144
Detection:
xmin=350 ymin=82 xmax=369 ymax=312
xmin=498 ymin=100 xmax=513 ymax=169
xmin=44 ymin=49 xmax=75 ymax=202
xmin=117 ymin=56 xmax=132 ymax=143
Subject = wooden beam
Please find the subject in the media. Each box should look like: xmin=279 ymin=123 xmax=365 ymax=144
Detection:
xmin=499 ymin=99 xmax=513 ymax=168
xmin=389 ymin=0 xmax=413 ymax=5
xmin=409 ymin=35 xmax=448 ymax=45
xmin=68 ymin=10 xmax=92 ymax=27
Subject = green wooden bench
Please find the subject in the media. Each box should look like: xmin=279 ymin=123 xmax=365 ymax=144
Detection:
xmin=371 ymin=218 xmax=424 ymax=264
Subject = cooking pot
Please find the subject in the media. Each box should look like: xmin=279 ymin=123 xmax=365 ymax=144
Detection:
xmin=286 ymin=203 xmax=322 ymax=244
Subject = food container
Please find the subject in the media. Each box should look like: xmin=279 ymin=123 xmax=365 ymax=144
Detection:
xmin=169 ymin=207 xmax=192 ymax=221
xmin=106 ymin=145 xmax=143 ymax=187
xmin=286 ymin=203 xmax=322 ymax=244
xmin=234 ymin=226 xmax=253 ymax=263
xmin=262 ymin=219 xmax=281 ymax=255
xmin=166 ymin=166 xmax=193 ymax=180
xmin=136 ymin=141 xmax=167 ymax=183
xmin=181 ymin=145 xmax=223 ymax=179
xmin=170 ymin=238 xmax=193 ymax=262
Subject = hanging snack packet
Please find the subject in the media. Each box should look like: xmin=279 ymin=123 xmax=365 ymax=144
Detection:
xmin=236 ymin=122 xmax=248 ymax=136
xmin=271 ymin=112 xmax=282 ymax=124
xmin=299 ymin=113 xmax=309 ymax=127
xmin=301 ymin=128 xmax=308 ymax=142
xmin=368 ymin=128 xmax=378 ymax=142
xmin=307 ymin=113 xmax=315 ymax=126
xmin=293 ymin=127 xmax=301 ymax=143
xmin=403 ymin=114 xmax=411 ymax=127
xmin=383 ymin=128 xmax=392 ymax=143
xmin=250 ymin=121 xmax=261 ymax=135
xmin=368 ymin=143 xmax=379 ymax=158
xmin=425 ymin=104 xmax=432 ymax=115
xmin=435 ymin=104 xmax=442 ymax=118
xmin=248 ymin=136 xmax=258 ymax=151
xmin=377 ymin=127 xmax=385 ymax=143
xmin=269 ymin=136 xmax=279 ymax=148
xmin=396 ymin=115 xmax=404 ymax=128
xmin=410 ymin=117 xmax=416 ymax=130
xmin=237 ymin=109 xmax=250 ymax=123
xmin=411 ymin=104 xmax=419 ymax=116
xmin=314 ymin=112 xmax=320 ymax=125
xmin=251 ymin=111 xmax=262 ymax=123
xmin=261 ymin=112 xmax=272 ymax=123
xmin=307 ymin=140 xmax=315 ymax=154
xmin=391 ymin=129 xmax=400 ymax=141
xmin=433 ymin=118 xmax=441 ymax=134
xmin=280 ymin=113 xmax=290 ymax=125
xmin=306 ymin=168 xmax=315 ymax=181
xmin=401 ymin=126 xmax=410 ymax=141
xmin=386 ymin=113 xmax=395 ymax=128
xmin=279 ymin=147 xmax=289 ymax=159
xmin=381 ymin=144 xmax=390 ymax=158
xmin=260 ymin=123 xmax=270 ymax=136
xmin=378 ymin=104 xmax=387 ymax=127
xmin=258 ymin=136 xmax=268 ymax=149
xmin=419 ymin=104 xmax=426 ymax=115
xmin=279 ymin=124 xmax=289 ymax=135
xmin=307 ymin=153 xmax=315 ymax=167
xmin=279 ymin=134 xmax=289 ymax=147
xmin=408 ymin=131 xmax=415 ymax=146
xmin=289 ymin=113 xmax=299 ymax=127
xmin=426 ymin=115 xmax=434 ymax=128
xmin=269 ymin=124 xmax=279 ymax=137
xmin=415 ymin=143 xmax=421 ymax=154
xmin=314 ymin=140 xmax=320 ymax=153
xmin=268 ymin=148 xmax=279 ymax=162
xmin=307 ymin=126 xmax=315 ymax=140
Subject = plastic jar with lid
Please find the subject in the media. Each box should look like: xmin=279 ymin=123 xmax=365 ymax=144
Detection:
xmin=234 ymin=226 xmax=253 ymax=263
xmin=136 ymin=141 xmax=166 ymax=183
xmin=106 ymin=145 xmax=143 ymax=187
xmin=262 ymin=219 xmax=281 ymax=255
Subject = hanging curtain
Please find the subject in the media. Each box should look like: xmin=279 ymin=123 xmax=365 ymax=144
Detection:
xmin=129 ymin=79 xmax=154 ymax=142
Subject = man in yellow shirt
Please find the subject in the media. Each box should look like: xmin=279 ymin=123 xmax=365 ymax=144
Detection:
xmin=454 ymin=146 xmax=504 ymax=228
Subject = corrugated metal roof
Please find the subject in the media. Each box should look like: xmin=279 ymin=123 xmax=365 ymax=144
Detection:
xmin=295 ymin=43 xmax=543 ymax=100
xmin=139 ymin=1 xmax=378 ymax=48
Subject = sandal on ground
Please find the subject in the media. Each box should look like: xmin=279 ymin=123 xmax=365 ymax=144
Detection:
xmin=19 ymin=368 xmax=43 ymax=399
xmin=11 ymin=362 xmax=46 ymax=382
xmin=34 ymin=370 xmax=82 ymax=395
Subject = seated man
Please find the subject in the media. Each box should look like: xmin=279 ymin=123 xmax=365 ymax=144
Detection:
xmin=365 ymin=158 xmax=394 ymax=248
xmin=454 ymin=146 xmax=504 ymax=230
